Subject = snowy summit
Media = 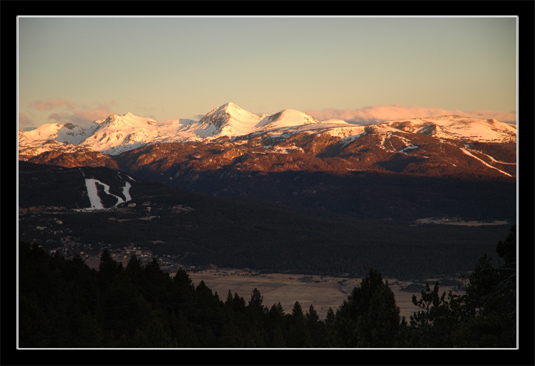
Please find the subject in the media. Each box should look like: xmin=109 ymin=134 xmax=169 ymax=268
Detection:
xmin=19 ymin=102 xmax=517 ymax=157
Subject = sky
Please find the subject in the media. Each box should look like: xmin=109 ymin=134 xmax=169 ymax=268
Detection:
xmin=18 ymin=16 xmax=517 ymax=130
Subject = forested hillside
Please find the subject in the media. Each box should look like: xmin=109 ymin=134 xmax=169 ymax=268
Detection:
xmin=19 ymin=162 xmax=513 ymax=280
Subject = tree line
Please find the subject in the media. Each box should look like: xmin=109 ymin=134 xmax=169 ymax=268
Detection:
xmin=18 ymin=226 xmax=516 ymax=348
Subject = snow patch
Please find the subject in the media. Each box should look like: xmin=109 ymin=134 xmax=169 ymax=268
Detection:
xmin=122 ymin=182 xmax=132 ymax=202
xmin=338 ymin=130 xmax=367 ymax=146
xmin=459 ymin=148 xmax=512 ymax=177
xmin=85 ymin=179 xmax=105 ymax=210
xmin=399 ymin=145 xmax=419 ymax=153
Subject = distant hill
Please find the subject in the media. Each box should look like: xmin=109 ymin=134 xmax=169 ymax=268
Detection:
xmin=18 ymin=161 xmax=512 ymax=280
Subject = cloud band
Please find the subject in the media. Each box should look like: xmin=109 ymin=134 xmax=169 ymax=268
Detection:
xmin=306 ymin=105 xmax=517 ymax=125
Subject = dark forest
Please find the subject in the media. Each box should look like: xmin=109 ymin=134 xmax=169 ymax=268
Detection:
xmin=19 ymin=226 xmax=516 ymax=349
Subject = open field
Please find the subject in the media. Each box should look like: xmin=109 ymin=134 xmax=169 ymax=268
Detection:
xmin=413 ymin=218 xmax=511 ymax=226
xmin=188 ymin=269 xmax=462 ymax=319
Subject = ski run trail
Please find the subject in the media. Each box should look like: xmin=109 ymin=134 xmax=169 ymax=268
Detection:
xmin=84 ymin=178 xmax=132 ymax=210
xmin=459 ymin=148 xmax=513 ymax=177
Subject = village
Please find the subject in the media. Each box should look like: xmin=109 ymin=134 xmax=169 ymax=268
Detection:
xmin=76 ymin=243 xmax=186 ymax=274
xmin=18 ymin=199 xmax=197 ymax=274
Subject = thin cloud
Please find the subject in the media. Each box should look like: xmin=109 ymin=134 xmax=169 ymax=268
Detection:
xmin=460 ymin=110 xmax=517 ymax=124
xmin=306 ymin=105 xmax=517 ymax=125
xmin=47 ymin=104 xmax=115 ymax=126
xmin=29 ymin=98 xmax=77 ymax=111
xmin=27 ymin=98 xmax=116 ymax=126
xmin=19 ymin=113 xmax=36 ymax=131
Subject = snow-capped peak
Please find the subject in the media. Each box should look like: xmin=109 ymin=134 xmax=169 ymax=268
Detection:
xmin=99 ymin=112 xmax=156 ymax=126
xmin=219 ymin=102 xmax=239 ymax=112
xmin=200 ymin=102 xmax=258 ymax=123
xmin=256 ymin=109 xmax=320 ymax=130
xmin=196 ymin=102 xmax=263 ymax=138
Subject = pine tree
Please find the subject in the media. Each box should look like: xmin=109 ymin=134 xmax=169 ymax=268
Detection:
xmin=246 ymin=288 xmax=268 ymax=347
xmin=285 ymin=301 xmax=310 ymax=347
xmin=409 ymin=282 xmax=463 ymax=347
xmin=98 ymin=248 xmax=123 ymax=290
xmin=306 ymin=304 xmax=329 ymax=347
xmin=333 ymin=268 xmax=400 ymax=347
xmin=143 ymin=257 xmax=171 ymax=305
xmin=247 ymin=288 xmax=266 ymax=314
xmin=324 ymin=307 xmax=336 ymax=345
xmin=125 ymin=254 xmax=144 ymax=280
xmin=266 ymin=303 xmax=286 ymax=347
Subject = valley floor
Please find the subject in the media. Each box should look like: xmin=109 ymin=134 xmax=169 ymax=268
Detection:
xmin=185 ymin=268 xmax=462 ymax=320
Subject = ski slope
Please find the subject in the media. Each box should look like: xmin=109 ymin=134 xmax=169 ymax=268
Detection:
xmin=84 ymin=178 xmax=132 ymax=210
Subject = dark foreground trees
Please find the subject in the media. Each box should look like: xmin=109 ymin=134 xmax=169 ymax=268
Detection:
xmin=332 ymin=268 xmax=401 ymax=347
xmin=406 ymin=225 xmax=517 ymax=348
xmin=18 ymin=226 xmax=516 ymax=348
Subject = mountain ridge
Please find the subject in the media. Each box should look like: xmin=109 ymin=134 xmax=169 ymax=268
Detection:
xmin=19 ymin=102 xmax=516 ymax=152
xmin=19 ymin=102 xmax=517 ymax=179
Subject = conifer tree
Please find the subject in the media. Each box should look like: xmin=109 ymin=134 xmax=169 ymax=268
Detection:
xmin=286 ymin=301 xmax=310 ymax=347
xmin=306 ymin=304 xmax=329 ymax=347
xmin=245 ymin=288 xmax=268 ymax=347
xmin=333 ymin=268 xmax=400 ymax=347
xmin=247 ymin=288 xmax=266 ymax=314
xmin=98 ymin=248 xmax=123 ymax=290
xmin=125 ymin=254 xmax=144 ymax=280
xmin=409 ymin=282 xmax=463 ymax=347
xmin=266 ymin=302 xmax=286 ymax=347
xmin=324 ymin=307 xmax=336 ymax=344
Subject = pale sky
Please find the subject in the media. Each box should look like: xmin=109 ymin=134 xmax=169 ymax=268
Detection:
xmin=17 ymin=16 xmax=517 ymax=130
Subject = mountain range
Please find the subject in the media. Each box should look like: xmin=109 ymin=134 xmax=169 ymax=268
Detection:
xmin=17 ymin=102 xmax=518 ymax=279
xmin=19 ymin=102 xmax=517 ymax=179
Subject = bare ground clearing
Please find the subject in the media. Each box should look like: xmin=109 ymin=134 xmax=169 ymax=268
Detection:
xmin=413 ymin=218 xmax=510 ymax=226
xmin=187 ymin=269 xmax=462 ymax=319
